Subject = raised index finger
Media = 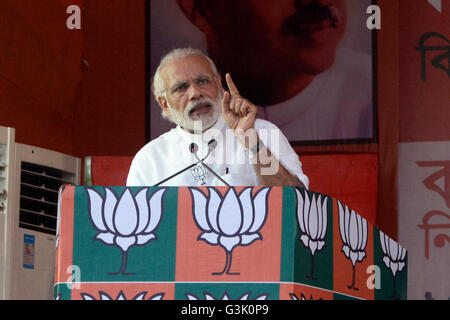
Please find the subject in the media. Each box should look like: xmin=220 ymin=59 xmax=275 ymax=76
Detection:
xmin=225 ymin=73 xmax=240 ymax=96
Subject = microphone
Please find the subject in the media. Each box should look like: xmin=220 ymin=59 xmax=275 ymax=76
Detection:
xmin=191 ymin=139 xmax=230 ymax=187
xmin=208 ymin=139 xmax=217 ymax=150
xmin=189 ymin=142 xmax=198 ymax=154
xmin=190 ymin=139 xmax=216 ymax=161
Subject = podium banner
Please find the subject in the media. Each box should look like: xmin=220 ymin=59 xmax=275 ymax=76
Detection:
xmin=54 ymin=186 xmax=407 ymax=300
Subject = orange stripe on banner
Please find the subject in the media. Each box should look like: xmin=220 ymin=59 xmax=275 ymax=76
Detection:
xmin=54 ymin=185 xmax=75 ymax=292
xmin=175 ymin=186 xmax=283 ymax=282
xmin=333 ymin=199 xmax=375 ymax=300
xmin=279 ymin=283 xmax=334 ymax=300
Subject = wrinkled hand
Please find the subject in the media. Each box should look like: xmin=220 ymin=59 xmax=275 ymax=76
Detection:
xmin=222 ymin=73 xmax=258 ymax=148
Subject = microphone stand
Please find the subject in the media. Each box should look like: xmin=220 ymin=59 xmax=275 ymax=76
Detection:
xmin=153 ymin=162 xmax=199 ymax=187
xmin=153 ymin=139 xmax=229 ymax=187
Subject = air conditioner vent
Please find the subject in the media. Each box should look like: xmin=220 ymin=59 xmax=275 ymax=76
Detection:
xmin=19 ymin=161 xmax=75 ymax=235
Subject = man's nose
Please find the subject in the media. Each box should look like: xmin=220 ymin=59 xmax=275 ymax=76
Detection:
xmin=188 ymin=82 xmax=203 ymax=100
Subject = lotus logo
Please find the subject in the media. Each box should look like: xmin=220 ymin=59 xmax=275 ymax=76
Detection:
xmin=189 ymin=187 xmax=270 ymax=275
xmin=80 ymin=290 xmax=165 ymax=300
xmin=294 ymin=188 xmax=328 ymax=280
xmin=289 ymin=293 xmax=322 ymax=300
xmin=338 ymin=200 xmax=368 ymax=290
xmin=185 ymin=291 xmax=269 ymax=300
xmin=86 ymin=187 xmax=166 ymax=275
xmin=190 ymin=164 xmax=209 ymax=185
xmin=379 ymin=230 xmax=407 ymax=299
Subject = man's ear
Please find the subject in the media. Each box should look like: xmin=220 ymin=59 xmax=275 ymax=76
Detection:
xmin=157 ymin=96 xmax=170 ymax=117
xmin=176 ymin=0 xmax=213 ymax=34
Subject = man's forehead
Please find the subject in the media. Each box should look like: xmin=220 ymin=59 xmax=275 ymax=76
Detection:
xmin=161 ymin=55 xmax=213 ymax=83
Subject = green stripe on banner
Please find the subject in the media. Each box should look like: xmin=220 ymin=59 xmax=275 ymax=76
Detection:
xmin=280 ymin=187 xmax=334 ymax=290
xmin=280 ymin=186 xmax=296 ymax=282
xmin=72 ymin=186 xmax=178 ymax=282
xmin=54 ymin=283 xmax=72 ymax=300
xmin=373 ymin=227 xmax=408 ymax=300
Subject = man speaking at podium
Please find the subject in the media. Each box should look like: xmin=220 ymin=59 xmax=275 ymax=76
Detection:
xmin=127 ymin=48 xmax=309 ymax=188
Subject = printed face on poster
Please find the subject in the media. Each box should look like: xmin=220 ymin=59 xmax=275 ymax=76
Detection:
xmin=149 ymin=0 xmax=377 ymax=144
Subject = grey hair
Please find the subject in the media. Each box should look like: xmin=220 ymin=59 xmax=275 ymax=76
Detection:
xmin=152 ymin=48 xmax=219 ymax=121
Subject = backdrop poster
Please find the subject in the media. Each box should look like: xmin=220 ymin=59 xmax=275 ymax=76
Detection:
xmin=149 ymin=0 xmax=376 ymax=144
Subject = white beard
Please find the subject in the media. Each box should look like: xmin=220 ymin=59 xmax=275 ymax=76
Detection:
xmin=167 ymin=94 xmax=222 ymax=132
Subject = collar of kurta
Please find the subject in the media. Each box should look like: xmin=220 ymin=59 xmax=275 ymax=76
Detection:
xmin=175 ymin=115 xmax=228 ymax=146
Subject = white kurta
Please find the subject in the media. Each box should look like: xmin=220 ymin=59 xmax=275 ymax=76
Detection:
xmin=126 ymin=116 xmax=309 ymax=188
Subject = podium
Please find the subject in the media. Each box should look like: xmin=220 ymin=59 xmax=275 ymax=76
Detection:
xmin=54 ymin=186 xmax=407 ymax=300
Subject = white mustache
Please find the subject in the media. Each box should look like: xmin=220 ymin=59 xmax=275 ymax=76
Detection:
xmin=186 ymin=98 xmax=217 ymax=117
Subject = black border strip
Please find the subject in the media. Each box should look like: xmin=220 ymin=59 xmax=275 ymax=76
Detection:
xmin=145 ymin=0 xmax=151 ymax=143
xmin=372 ymin=0 xmax=379 ymax=144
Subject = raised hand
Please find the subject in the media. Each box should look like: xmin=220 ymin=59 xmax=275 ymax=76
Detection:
xmin=221 ymin=73 xmax=258 ymax=147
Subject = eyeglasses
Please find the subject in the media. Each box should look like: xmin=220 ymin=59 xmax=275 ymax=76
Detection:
xmin=165 ymin=74 xmax=216 ymax=98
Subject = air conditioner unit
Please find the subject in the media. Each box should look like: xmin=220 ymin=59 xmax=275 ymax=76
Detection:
xmin=0 ymin=126 xmax=80 ymax=299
